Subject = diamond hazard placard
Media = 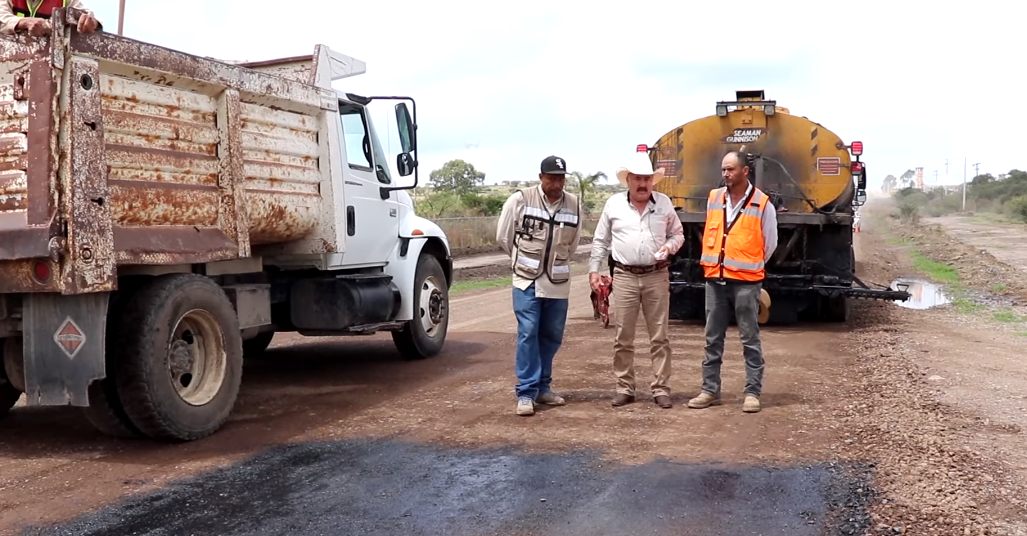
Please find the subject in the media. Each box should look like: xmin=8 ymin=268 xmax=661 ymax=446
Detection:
xmin=53 ymin=317 xmax=86 ymax=359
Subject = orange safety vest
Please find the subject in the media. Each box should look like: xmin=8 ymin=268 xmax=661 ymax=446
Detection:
xmin=12 ymin=0 xmax=65 ymax=18
xmin=699 ymin=186 xmax=770 ymax=282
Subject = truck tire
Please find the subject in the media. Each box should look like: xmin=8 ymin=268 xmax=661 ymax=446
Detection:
xmin=0 ymin=382 xmax=19 ymax=419
xmin=243 ymin=331 xmax=275 ymax=357
xmin=85 ymin=376 xmax=144 ymax=438
xmin=115 ymin=274 xmax=243 ymax=442
xmin=392 ymin=254 xmax=449 ymax=360
xmin=83 ymin=277 xmax=148 ymax=439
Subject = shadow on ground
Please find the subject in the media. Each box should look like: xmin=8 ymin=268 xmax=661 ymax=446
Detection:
xmin=17 ymin=439 xmax=876 ymax=536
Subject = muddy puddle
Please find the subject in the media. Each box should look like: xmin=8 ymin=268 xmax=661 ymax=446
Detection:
xmin=891 ymin=278 xmax=950 ymax=309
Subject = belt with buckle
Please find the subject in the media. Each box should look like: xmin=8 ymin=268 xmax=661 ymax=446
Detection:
xmin=613 ymin=260 xmax=669 ymax=275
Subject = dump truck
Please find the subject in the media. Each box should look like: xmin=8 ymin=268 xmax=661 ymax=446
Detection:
xmin=644 ymin=90 xmax=909 ymax=323
xmin=0 ymin=8 xmax=453 ymax=441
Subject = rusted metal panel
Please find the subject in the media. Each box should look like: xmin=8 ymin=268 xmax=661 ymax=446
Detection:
xmin=68 ymin=31 xmax=334 ymax=117
xmin=60 ymin=56 xmax=116 ymax=293
xmin=238 ymin=101 xmax=321 ymax=245
xmin=235 ymin=57 xmax=313 ymax=84
xmin=216 ymin=88 xmax=249 ymax=258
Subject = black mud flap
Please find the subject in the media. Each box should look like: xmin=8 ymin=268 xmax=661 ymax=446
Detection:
xmin=22 ymin=292 xmax=109 ymax=406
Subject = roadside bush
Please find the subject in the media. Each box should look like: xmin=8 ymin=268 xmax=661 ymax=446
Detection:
xmin=898 ymin=202 xmax=920 ymax=224
xmin=1007 ymin=195 xmax=1027 ymax=223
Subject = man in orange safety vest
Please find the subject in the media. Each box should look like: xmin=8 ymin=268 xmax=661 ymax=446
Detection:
xmin=0 ymin=0 xmax=100 ymax=37
xmin=688 ymin=151 xmax=778 ymax=414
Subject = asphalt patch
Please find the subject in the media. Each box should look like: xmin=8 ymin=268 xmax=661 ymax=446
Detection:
xmin=20 ymin=439 xmax=876 ymax=536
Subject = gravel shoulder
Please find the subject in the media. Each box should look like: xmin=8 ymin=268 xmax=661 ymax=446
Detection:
xmin=835 ymin=195 xmax=1027 ymax=535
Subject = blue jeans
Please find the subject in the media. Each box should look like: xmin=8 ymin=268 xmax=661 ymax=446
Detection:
xmin=512 ymin=283 xmax=569 ymax=400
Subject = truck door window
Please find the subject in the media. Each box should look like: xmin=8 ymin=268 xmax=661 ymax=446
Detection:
xmin=339 ymin=107 xmax=373 ymax=172
xmin=339 ymin=103 xmax=391 ymax=185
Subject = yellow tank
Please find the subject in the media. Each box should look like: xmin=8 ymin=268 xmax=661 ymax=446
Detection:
xmin=645 ymin=90 xmax=907 ymax=324
xmin=652 ymin=90 xmax=857 ymax=216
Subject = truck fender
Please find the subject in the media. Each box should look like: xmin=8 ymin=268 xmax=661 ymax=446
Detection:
xmin=386 ymin=215 xmax=452 ymax=322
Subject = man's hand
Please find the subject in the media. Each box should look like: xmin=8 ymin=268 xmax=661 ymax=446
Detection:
xmin=77 ymin=13 xmax=99 ymax=33
xmin=655 ymin=245 xmax=670 ymax=261
xmin=16 ymin=17 xmax=50 ymax=37
xmin=589 ymin=272 xmax=602 ymax=292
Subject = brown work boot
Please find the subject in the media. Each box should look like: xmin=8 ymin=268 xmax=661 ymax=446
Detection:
xmin=687 ymin=392 xmax=722 ymax=409
xmin=612 ymin=393 xmax=635 ymax=407
xmin=743 ymin=395 xmax=761 ymax=413
xmin=654 ymin=395 xmax=672 ymax=409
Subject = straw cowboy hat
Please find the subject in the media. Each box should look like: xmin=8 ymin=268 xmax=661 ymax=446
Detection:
xmin=757 ymin=289 xmax=772 ymax=324
xmin=616 ymin=151 xmax=666 ymax=187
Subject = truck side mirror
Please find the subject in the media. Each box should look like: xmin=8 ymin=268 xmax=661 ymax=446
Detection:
xmin=395 ymin=103 xmax=416 ymax=153
xmin=396 ymin=152 xmax=416 ymax=177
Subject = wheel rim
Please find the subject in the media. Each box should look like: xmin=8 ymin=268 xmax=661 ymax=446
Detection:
xmin=418 ymin=275 xmax=446 ymax=338
xmin=167 ymin=309 xmax=227 ymax=406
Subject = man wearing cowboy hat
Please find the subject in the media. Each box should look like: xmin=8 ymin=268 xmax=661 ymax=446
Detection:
xmin=687 ymin=150 xmax=778 ymax=414
xmin=589 ymin=150 xmax=684 ymax=408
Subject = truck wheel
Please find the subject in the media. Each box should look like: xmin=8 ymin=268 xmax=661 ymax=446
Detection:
xmin=392 ymin=254 xmax=449 ymax=360
xmin=243 ymin=331 xmax=275 ymax=357
xmin=115 ymin=274 xmax=243 ymax=442
xmin=83 ymin=278 xmax=148 ymax=438
xmin=0 ymin=382 xmax=19 ymax=419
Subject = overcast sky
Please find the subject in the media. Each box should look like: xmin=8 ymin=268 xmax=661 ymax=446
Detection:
xmin=86 ymin=0 xmax=1021 ymax=190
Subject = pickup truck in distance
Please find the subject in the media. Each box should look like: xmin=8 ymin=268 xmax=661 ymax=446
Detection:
xmin=0 ymin=8 xmax=453 ymax=442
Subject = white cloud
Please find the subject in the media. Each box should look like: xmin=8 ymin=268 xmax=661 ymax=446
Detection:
xmin=86 ymin=0 xmax=1026 ymax=190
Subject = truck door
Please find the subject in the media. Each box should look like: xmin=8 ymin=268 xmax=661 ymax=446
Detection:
xmin=337 ymin=101 xmax=401 ymax=266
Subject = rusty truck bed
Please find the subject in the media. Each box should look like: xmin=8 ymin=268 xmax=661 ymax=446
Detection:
xmin=0 ymin=9 xmax=339 ymax=295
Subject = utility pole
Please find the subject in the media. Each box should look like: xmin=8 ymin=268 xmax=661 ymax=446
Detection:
xmin=117 ymin=0 xmax=125 ymax=36
xmin=973 ymin=162 xmax=981 ymax=178
xmin=962 ymin=157 xmax=967 ymax=211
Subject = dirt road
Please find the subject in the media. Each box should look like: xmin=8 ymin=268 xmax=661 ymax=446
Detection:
xmin=2 ymin=201 xmax=1026 ymax=535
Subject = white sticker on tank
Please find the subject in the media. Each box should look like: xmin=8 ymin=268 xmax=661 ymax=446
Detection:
xmin=818 ymin=157 xmax=841 ymax=176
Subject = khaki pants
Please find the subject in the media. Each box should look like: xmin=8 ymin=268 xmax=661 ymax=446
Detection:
xmin=611 ymin=268 xmax=672 ymax=397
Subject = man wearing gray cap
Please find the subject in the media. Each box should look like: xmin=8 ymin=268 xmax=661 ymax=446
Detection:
xmin=497 ymin=155 xmax=582 ymax=416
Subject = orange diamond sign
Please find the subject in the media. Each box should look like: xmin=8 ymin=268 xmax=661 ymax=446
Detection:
xmin=53 ymin=317 xmax=86 ymax=359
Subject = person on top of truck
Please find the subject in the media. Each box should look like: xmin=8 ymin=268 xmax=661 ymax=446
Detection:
xmin=0 ymin=0 xmax=100 ymax=37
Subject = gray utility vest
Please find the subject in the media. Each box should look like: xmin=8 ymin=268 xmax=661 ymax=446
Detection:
xmin=512 ymin=187 xmax=580 ymax=284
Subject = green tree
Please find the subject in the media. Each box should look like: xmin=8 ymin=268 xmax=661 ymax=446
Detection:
xmin=899 ymin=169 xmax=916 ymax=188
xmin=429 ymin=159 xmax=485 ymax=195
xmin=882 ymin=174 xmax=898 ymax=192
xmin=568 ymin=171 xmax=607 ymax=214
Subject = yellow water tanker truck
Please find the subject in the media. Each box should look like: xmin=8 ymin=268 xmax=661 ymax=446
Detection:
xmin=644 ymin=90 xmax=909 ymax=322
